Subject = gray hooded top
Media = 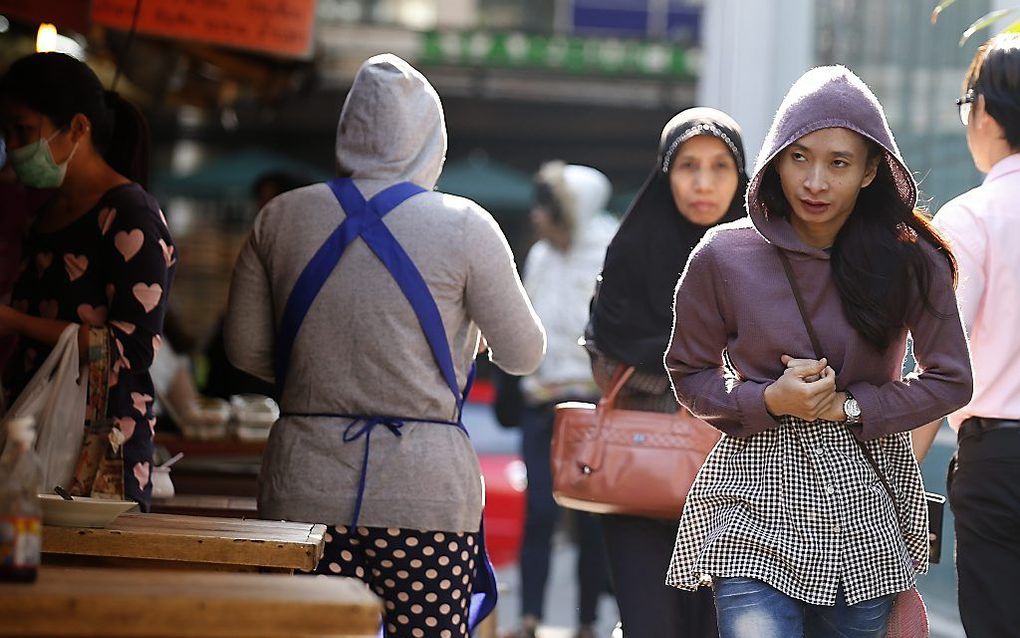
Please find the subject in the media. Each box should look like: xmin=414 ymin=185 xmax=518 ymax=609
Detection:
xmin=225 ymin=54 xmax=545 ymax=531
xmin=665 ymin=65 xmax=971 ymax=441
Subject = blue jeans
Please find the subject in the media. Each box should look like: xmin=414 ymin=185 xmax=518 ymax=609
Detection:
xmin=713 ymin=577 xmax=895 ymax=638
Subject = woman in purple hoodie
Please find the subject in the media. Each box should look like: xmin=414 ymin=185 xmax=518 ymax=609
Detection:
xmin=663 ymin=66 xmax=973 ymax=637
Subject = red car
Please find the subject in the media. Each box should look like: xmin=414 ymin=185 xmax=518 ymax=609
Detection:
xmin=463 ymin=380 xmax=526 ymax=569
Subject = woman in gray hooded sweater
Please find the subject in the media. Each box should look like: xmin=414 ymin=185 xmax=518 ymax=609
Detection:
xmin=225 ymin=54 xmax=545 ymax=637
xmin=664 ymin=67 xmax=972 ymax=636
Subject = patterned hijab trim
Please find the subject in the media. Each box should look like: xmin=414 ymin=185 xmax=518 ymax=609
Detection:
xmin=662 ymin=122 xmax=744 ymax=175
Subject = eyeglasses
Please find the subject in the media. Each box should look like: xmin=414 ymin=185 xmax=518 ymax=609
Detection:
xmin=956 ymin=90 xmax=976 ymax=126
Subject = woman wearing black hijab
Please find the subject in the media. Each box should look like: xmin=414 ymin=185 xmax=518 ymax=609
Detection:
xmin=586 ymin=107 xmax=748 ymax=637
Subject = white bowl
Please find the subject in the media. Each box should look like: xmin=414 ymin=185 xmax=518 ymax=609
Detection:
xmin=230 ymin=394 xmax=280 ymax=429
xmin=38 ymin=494 xmax=137 ymax=528
xmin=236 ymin=425 xmax=273 ymax=441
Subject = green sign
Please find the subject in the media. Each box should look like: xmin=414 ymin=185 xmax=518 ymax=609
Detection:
xmin=421 ymin=31 xmax=696 ymax=78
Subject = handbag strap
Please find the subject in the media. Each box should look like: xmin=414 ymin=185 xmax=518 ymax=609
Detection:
xmin=576 ymin=364 xmax=636 ymax=472
xmin=602 ymin=364 xmax=635 ymax=410
xmin=776 ymin=248 xmax=898 ymax=508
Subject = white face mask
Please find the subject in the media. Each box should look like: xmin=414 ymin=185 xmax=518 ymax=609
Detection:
xmin=8 ymin=128 xmax=79 ymax=189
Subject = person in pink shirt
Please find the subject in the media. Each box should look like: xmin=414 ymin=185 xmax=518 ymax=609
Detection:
xmin=911 ymin=34 xmax=1020 ymax=637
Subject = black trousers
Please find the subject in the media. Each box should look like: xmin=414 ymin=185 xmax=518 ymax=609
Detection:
xmin=602 ymin=514 xmax=717 ymax=638
xmin=519 ymin=404 xmax=610 ymax=624
xmin=950 ymin=428 xmax=1020 ymax=638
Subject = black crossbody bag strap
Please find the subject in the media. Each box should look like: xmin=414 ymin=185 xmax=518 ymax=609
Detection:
xmin=776 ymin=247 xmax=899 ymax=508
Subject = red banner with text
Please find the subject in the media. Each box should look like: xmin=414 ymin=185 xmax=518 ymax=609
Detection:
xmin=92 ymin=0 xmax=316 ymax=59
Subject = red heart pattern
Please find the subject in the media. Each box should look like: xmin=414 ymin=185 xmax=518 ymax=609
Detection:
xmin=158 ymin=239 xmax=176 ymax=268
xmin=36 ymin=252 xmax=53 ymax=275
xmin=132 ymin=282 xmax=162 ymax=313
xmin=63 ymin=254 xmax=88 ymax=281
xmin=98 ymin=207 xmax=117 ymax=235
xmin=114 ymin=229 xmax=144 ymax=263
xmin=133 ymin=462 xmax=150 ymax=490
xmin=130 ymin=392 xmax=152 ymax=416
xmin=76 ymin=304 xmax=108 ymax=327
xmin=115 ymin=416 xmax=136 ymax=441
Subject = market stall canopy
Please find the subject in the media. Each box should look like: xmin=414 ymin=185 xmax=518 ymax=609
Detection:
xmin=437 ymin=156 xmax=534 ymax=212
xmin=154 ymin=148 xmax=330 ymax=200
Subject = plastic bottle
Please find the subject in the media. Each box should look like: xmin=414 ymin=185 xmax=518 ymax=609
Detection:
xmin=0 ymin=416 xmax=43 ymax=583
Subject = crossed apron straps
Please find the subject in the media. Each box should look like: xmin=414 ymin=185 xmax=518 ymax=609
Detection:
xmin=274 ymin=177 xmax=495 ymax=633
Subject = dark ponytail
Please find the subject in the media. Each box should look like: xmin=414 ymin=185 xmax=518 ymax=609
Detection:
xmin=0 ymin=52 xmax=150 ymax=188
xmin=103 ymin=90 xmax=150 ymax=189
xmin=760 ymin=147 xmax=957 ymax=350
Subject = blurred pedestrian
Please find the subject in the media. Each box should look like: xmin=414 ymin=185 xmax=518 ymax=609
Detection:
xmin=666 ymin=66 xmax=972 ymax=637
xmin=586 ymin=107 xmax=748 ymax=637
xmin=0 ymin=52 xmax=174 ymax=508
xmin=514 ymin=161 xmax=617 ymax=638
xmin=203 ymin=171 xmax=307 ymax=402
xmin=910 ymin=33 xmax=1020 ymax=637
xmin=224 ymin=54 xmax=544 ymax=638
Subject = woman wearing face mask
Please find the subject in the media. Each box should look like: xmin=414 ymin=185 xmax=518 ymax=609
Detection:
xmin=585 ymin=108 xmax=746 ymax=637
xmin=0 ymin=52 xmax=174 ymax=509
xmin=664 ymin=67 xmax=972 ymax=637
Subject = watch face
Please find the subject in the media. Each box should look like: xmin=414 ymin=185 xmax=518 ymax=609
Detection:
xmin=845 ymin=398 xmax=862 ymax=419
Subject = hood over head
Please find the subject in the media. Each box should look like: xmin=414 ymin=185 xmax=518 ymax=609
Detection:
xmin=335 ymin=54 xmax=446 ymax=189
xmin=590 ymin=106 xmax=748 ymax=372
xmin=746 ymin=65 xmax=917 ymax=256
xmin=533 ymin=162 xmax=612 ymax=237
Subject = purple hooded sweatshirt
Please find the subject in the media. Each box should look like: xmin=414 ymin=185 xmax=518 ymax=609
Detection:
xmin=665 ymin=66 xmax=973 ymax=440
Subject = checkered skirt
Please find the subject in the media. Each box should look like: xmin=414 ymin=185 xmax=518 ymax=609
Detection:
xmin=666 ymin=415 xmax=928 ymax=606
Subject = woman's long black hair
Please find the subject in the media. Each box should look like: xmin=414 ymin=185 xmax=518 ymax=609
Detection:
xmin=760 ymin=143 xmax=958 ymax=351
xmin=0 ymin=52 xmax=150 ymax=188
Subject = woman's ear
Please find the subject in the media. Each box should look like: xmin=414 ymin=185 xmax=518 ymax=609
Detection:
xmin=68 ymin=113 xmax=91 ymax=144
xmin=861 ymin=154 xmax=880 ymax=188
xmin=972 ymin=94 xmax=1001 ymax=135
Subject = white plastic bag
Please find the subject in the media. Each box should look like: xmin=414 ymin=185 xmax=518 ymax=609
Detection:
xmin=0 ymin=324 xmax=88 ymax=490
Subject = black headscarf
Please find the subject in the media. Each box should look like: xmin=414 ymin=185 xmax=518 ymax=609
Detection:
xmin=590 ymin=107 xmax=749 ymax=372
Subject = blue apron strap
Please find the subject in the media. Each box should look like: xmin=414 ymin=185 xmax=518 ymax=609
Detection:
xmin=274 ymin=178 xmax=424 ymax=389
xmin=357 ymin=219 xmax=463 ymax=404
xmin=469 ymin=516 xmax=498 ymax=634
xmin=277 ymin=177 xmax=495 ymax=634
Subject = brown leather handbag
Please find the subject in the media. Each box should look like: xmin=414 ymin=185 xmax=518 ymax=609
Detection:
xmin=550 ymin=366 xmax=721 ymax=520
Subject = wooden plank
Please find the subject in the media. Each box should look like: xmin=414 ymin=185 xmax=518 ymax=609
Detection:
xmin=0 ymin=567 xmax=381 ymax=637
xmin=43 ymin=514 xmax=326 ymax=571
xmin=110 ymin=513 xmax=313 ymax=537
xmin=151 ymin=494 xmax=259 ymax=518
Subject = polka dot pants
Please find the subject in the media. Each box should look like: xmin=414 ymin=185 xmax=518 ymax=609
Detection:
xmin=316 ymin=525 xmax=481 ymax=638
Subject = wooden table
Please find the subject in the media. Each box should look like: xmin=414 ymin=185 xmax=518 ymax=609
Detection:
xmin=43 ymin=513 xmax=326 ymax=573
xmin=0 ymin=566 xmax=382 ymax=637
xmin=151 ymin=494 xmax=259 ymax=519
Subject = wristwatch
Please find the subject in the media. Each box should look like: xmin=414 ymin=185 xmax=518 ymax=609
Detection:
xmin=842 ymin=391 xmax=862 ymax=426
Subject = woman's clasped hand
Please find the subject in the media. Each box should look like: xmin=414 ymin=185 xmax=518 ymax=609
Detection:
xmin=763 ymin=355 xmax=847 ymax=423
